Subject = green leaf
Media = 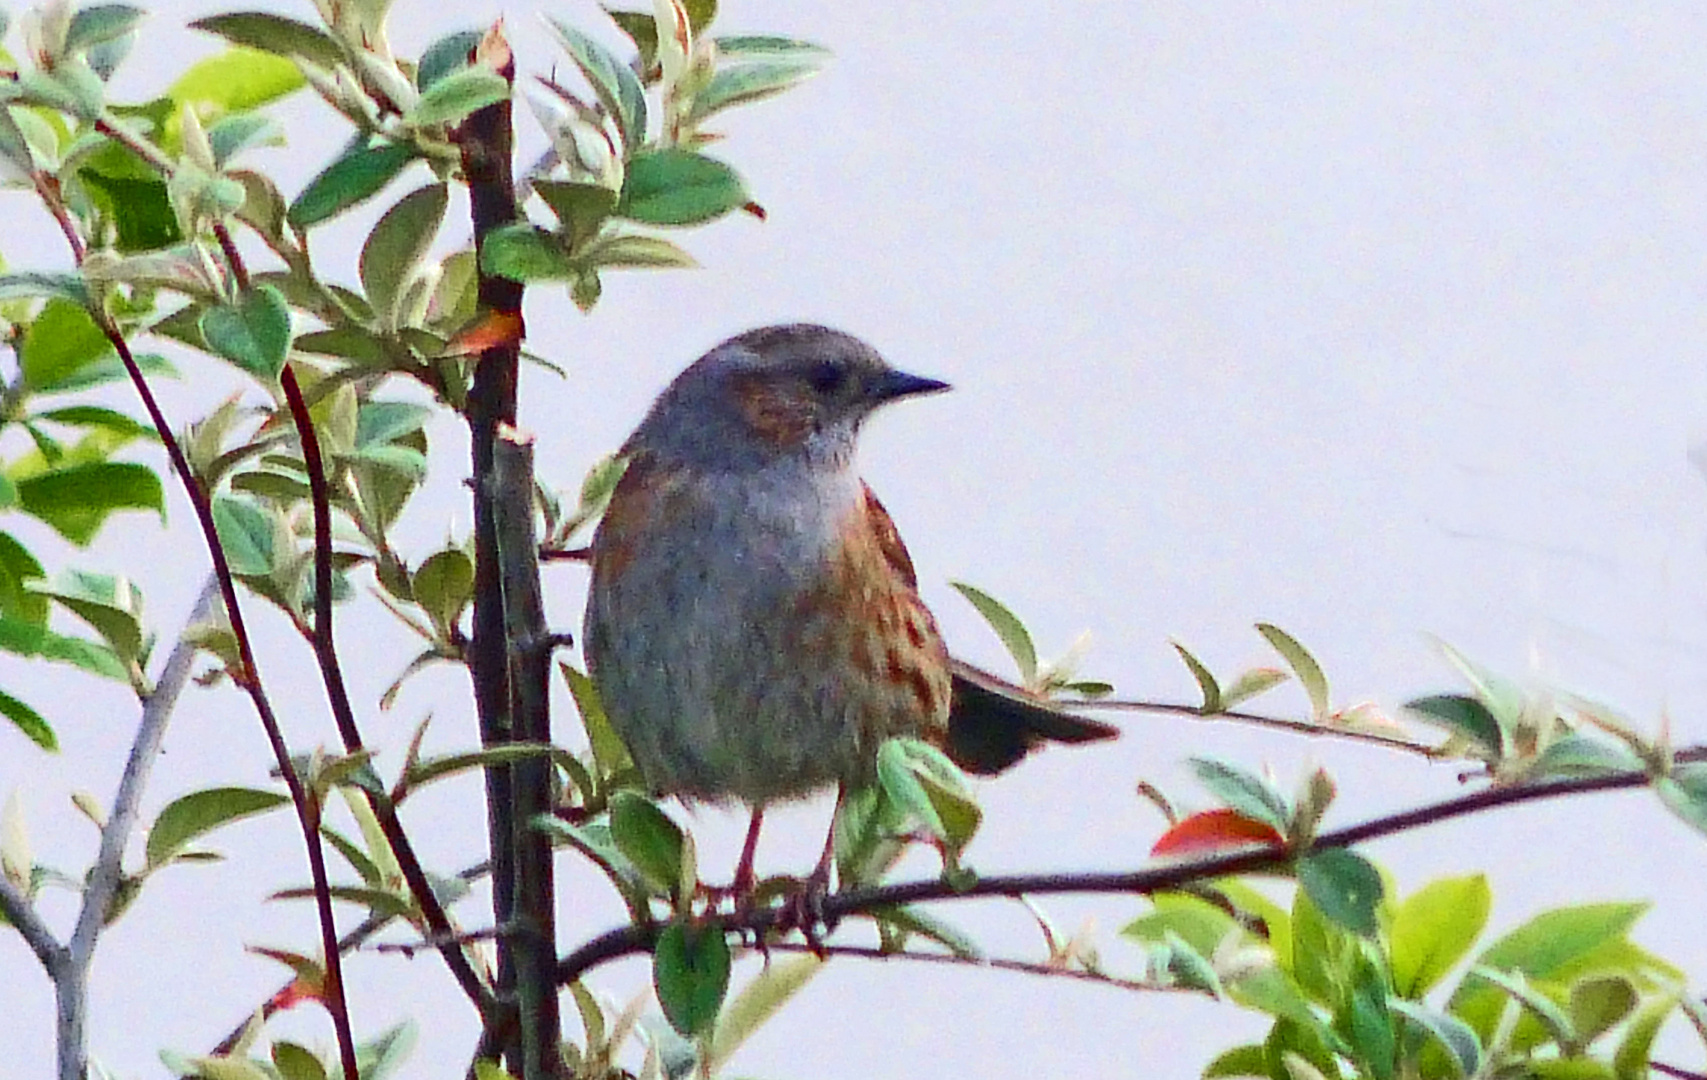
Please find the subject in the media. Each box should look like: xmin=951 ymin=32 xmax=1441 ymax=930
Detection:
xmin=31 ymin=569 xmax=145 ymax=661
xmin=1172 ymin=640 xmax=1222 ymax=712
xmin=684 ymin=0 xmax=717 ymax=31
xmin=544 ymin=16 xmax=647 ymax=151
xmin=146 ymin=786 xmax=290 ymax=869
xmin=713 ymin=35 xmax=831 ymax=57
xmin=206 ymin=112 xmax=282 ymax=167
xmin=533 ymin=179 xmax=616 ymax=247
xmin=1468 ymin=966 xmax=1578 ymax=1048
xmin=418 ymin=29 xmax=481 ymax=91
xmin=1468 ymin=903 xmax=1648 ymax=981
xmin=1202 ymin=1044 xmax=1268 ymax=1079
xmin=705 ymin=954 xmax=822 ymax=1071
xmin=65 ymin=5 xmax=145 ymax=55
xmin=0 ymin=689 xmax=55 ymax=750
xmin=272 ymin=1041 xmax=328 ymax=1080
xmin=1296 ymin=849 xmax=1382 ymax=936
xmin=1256 ymin=623 xmax=1328 ymax=718
xmin=1188 ymin=757 xmax=1290 ymax=830
xmin=1122 ymin=891 xmax=1243 ymax=957
xmin=1570 ymin=977 xmax=1636 ymax=1043
xmin=78 ymin=171 xmax=180 ymax=252
xmin=876 ymin=738 xmax=944 ymax=839
xmin=1221 ymin=667 xmax=1289 ymax=710
xmin=619 ymin=148 xmax=747 ymax=225
xmin=949 ymin=581 xmax=1037 ymax=683
xmin=480 ymin=224 xmax=577 ymax=281
xmin=1388 ymin=999 xmax=1481 ymax=1078
xmin=1435 ymin=639 xmax=1527 ymax=733
xmin=410 ymin=548 xmax=472 ymax=634
xmin=32 ymin=350 xmax=174 ymax=393
xmin=19 ymin=298 xmax=109 ymax=391
xmin=687 ymin=59 xmax=819 ymax=122
xmin=1404 ymin=695 xmax=1503 ymax=757
xmin=212 ymin=495 xmax=275 ymax=576
xmin=405 ymin=67 xmax=508 ymax=128
xmin=288 ymin=141 xmax=418 ymax=229
xmin=403 ymin=744 xmax=574 ymax=792
xmin=0 ymin=614 xmax=128 ymax=681
xmin=1656 ymin=762 xmax=1707 ymax=837
xmin=189 ymin=12 xmax=344 ymax=70
xmin=0 ymin=271 xmax=87 ymax=304
xmin=604 ymin=8 xmax=659 ymax=71
xmin=33 ymin=406 xmax=159 ymax=443
xmin=1389 ymin=874 xmax=1491 ymax=997
xmin=1532 ymin=734 xmax=1642 ymax=779
xmin=355 ymin=402 xmax=431 ymax=449
xmin=562 ymin=663 xmax=632 ymax=784
xmin=360 ymin=183 xmax=448 ymax=327
xmin=654 ymin=919 xmax=731 ymax=1036
xmin=199 ymin=284 xmax=292 ymax=380
xmin=609 ymin=791 xmax=684 ymax=897
xmin=167 ymin=47 xmax=305 ymax=115
xmin=580 ymin=232 xmax=696 ymax=269
xmin=17 ymin=462 xmax=165 ymax=545
xmin=1613 ymin=997 xmax=1675 ymax=1080
xmin=0 ymin=533 xmax=47 ymax=624
xmin=294 ymin=327 xmax=386 ymax=365
xmin=353 ymin=1020 xmax=416 ymax=1080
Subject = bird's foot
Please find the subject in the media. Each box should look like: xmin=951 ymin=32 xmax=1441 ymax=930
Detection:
xmin=774 ymin=863 xmax=837 ymax=956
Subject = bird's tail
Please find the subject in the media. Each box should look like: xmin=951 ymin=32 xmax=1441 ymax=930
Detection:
xmin=942 ymin=660 xmax=1120 ymax=775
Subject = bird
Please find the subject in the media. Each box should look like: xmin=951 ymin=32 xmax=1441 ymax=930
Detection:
xmin=583 ymin=323 xmax=1118 ymax=897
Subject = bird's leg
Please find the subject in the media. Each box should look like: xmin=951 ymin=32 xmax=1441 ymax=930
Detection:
xmin=732 ymin=805 xmax=765 ymax=900
xmin=777 ymin=787 xmax=843 ymax=955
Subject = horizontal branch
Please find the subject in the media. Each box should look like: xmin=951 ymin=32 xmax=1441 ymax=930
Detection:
xmin=556 ymin=746 xmax=1707 ymax=986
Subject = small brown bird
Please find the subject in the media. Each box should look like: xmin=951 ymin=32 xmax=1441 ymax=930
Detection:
xmin=585 ymin=324 xmax=1117 ymax=890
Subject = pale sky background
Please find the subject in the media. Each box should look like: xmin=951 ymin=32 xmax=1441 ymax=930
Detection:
xmin=5 ymin=2 xmax=1707 ymax=1077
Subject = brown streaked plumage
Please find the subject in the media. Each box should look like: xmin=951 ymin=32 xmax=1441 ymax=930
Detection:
xmin=584 ymin=324 xmax=1117 ymax=893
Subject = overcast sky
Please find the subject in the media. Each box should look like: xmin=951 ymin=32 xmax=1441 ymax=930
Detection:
xmin=5 ymin=2 xmax=1707 ymax=1077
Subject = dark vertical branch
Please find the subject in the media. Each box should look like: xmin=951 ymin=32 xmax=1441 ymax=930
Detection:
xmin=454 ymin=24 xmax=539 ymax=1073
xmin=492 ymin=430 xmax=562 ymax=1078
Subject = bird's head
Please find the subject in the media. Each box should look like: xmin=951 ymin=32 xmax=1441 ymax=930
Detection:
xmin=630 ymin=324 xmax=950 ymax=471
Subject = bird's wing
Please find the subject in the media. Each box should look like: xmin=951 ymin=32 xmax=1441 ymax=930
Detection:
xmin=858 ymin=482 xmax=920 ymax=588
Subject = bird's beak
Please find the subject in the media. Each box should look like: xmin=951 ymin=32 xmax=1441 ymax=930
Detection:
xmin=872 ymin=369 xmax=952 ymax=402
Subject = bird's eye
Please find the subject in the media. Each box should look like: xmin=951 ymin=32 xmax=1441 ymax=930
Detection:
xmin=806 ymin=361 xmax=847 ymax=395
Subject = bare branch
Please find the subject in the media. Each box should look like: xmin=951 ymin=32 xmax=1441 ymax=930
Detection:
xmin=556 ymin=748 xmax=1707 ymax=986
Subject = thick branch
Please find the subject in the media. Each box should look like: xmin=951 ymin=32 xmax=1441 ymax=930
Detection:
xmin=491 ymin=430 xmax=561 ymax=1078
xmin=556 ymin=750 xmax=1706 ymax=986
xmin=455 ymin=24 xmax=529 ymax=1072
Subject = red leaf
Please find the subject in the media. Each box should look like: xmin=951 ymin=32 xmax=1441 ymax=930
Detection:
xmin=1151 ymin=808 xmax=1285 ymax=856
xmin=445 ymin=309 xmax=525 ymax=356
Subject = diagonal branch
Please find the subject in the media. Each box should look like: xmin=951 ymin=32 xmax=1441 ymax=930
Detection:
xmin=556 ymin=746 xmax=1707 ymax=986
xmin=0 ymin=872 xmax=63 ymax=974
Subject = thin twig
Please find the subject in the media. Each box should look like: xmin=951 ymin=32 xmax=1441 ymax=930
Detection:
xmin=270 ymin=278 xmax=496 ymax=1018
xmin=103 ymin=320 xmax=361 ymax=1080
xmin=555 ymin=747 xmax=1707 ymax=986
xmin=1085 ymin=698 xmax=1440 ymax=756
xmin=758 ymin=940 xmax=1188 ymax=996
xmin=70 ymin=575 xmax=217 ymax=963
xmin=30 ymin=151 xmax=360 ymax=1080
xmin=0 ymin=873 xmax=63 ymax=972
